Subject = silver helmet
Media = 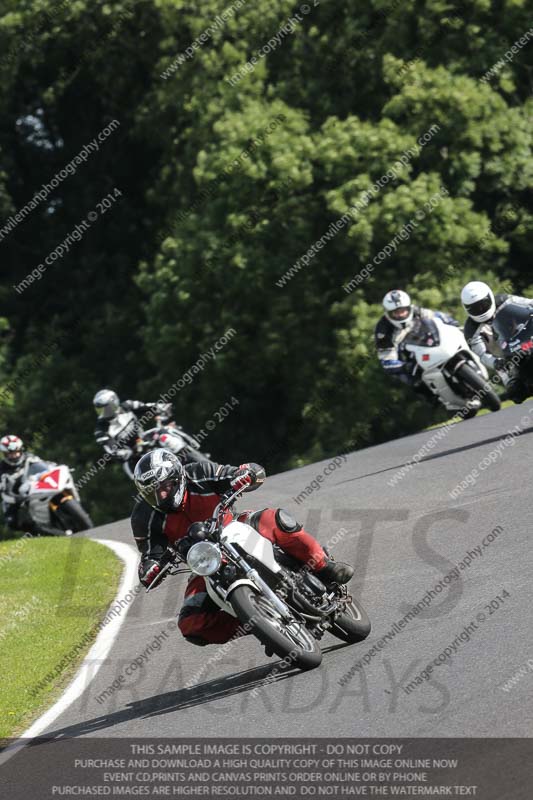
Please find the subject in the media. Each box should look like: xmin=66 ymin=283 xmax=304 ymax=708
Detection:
xmin=134 ymin=449 xmax=186 ymax=512
xmin=93 ymin=389 xmax=120 ymax=420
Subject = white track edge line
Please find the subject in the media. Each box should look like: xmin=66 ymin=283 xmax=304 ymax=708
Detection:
xmin=0 ymin=537 xmax=138 ymax=765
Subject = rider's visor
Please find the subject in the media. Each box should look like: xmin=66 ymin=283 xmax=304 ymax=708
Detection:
xmin=6 ymin=450 xmax=21 ymax=462
xmin=156 ymin=479 xmax=175 ymax=504
xmin=155 ymin=477 xmax=186 ymax=512
xmin=465 ymin=296 xmax=492 ymax=318
xmin=389 ymin=306 xmax=411 ymax=321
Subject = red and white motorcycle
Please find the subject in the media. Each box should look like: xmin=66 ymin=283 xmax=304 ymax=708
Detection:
xmin=2 ymin=460 xmax=93 ymax=536
xmin=147 ymin=486 xmax=371 ymax=671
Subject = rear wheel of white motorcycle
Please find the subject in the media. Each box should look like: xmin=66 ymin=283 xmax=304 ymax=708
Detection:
xmin=230 ymin=585 xmax=322 ymax=670
xmin=55 ymin=499 xmax=93 ymax=532
xmin=456 ymin=363 xmax=501 ymax=412
xmin=329 ymin=598 xmax=371 ymax=644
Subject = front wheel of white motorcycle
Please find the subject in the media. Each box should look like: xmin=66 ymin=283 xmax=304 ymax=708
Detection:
xmin=230 ymin=585 xmax=322 ymax=670
xmin=54 ymin=499 xmax=93 ymax=532
xmin=456 ymin=363 xmax=501 ymax=412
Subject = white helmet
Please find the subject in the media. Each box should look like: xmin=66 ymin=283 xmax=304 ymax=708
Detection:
xmin=0 ymin=434 xmax=25 ymax=467
xmin=383 ymin=289 xmax=413 ymax=329
xmin=93 ymin=389 xmax=120 ymax=420
xmin=461 ymin=281 xmax=495 ymax=323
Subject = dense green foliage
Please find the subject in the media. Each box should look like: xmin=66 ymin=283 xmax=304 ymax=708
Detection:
xmin=0 ymin=0 xmax=532 ymax=526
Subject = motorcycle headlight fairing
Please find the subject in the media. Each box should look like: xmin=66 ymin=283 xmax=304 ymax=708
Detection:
xmin=187 ymin=542 xmax=222 ymax=576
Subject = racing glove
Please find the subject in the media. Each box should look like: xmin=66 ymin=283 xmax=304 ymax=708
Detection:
xmin=149 ymin=401 xmax=173 ymax=420
xmin=230 ymin=462 xmax=266 ymax=492
xmin=138 ymin=548 xmax=173 ymax=587
xmin=139 ymin=559 xmax=163 ymax=587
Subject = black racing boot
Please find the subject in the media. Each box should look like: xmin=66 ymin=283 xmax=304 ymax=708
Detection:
xmin=501 ymin=379 xmax=529 ymax=404
xmin=315 ymin=560 xmax=354 ymax=586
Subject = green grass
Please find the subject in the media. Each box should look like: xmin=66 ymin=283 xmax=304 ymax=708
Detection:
xmin=0 ymin=536 xmax=122 ymax=739
xmin=424 ymin=399 xmax=514 ymax=431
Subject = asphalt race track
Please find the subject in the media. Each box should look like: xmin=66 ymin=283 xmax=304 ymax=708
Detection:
xmin=22 ymin=405 xmax=533 ymax=739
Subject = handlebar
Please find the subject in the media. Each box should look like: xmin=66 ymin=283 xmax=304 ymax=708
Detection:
xmin=144 ymin=483 xmax=249 ymax=592
xmin=145 ymin=543 xmax=182 ymax=592
xmin=212 ymin=484 xmax=248 ymax=521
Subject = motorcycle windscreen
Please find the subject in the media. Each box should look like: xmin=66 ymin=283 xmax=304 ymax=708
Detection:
xmin=403 ymin=318 xmax=440 ymax=347
xmin=26 ymin=461 xmax=52 ymax=478
xmin=493 ymin=303 xmax=533 ymax=351
xmin=159 ymin=431 xmax=187 ymax=452
xmin=33 ymin=467 xmax=64 ymax=492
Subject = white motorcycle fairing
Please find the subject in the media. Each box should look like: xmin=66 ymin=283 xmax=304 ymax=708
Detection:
xmin=157 ymin=429 xmax=187 ymax=455
xmin=404 ymin=318 xmax=489 ymax=411
xmin=108 ymin=411 xmax=139 ymax=443
xmin=204 ymin=520 xmax=282 ymax=617
xmin=24 ymin=464 xmax=80 ymax=531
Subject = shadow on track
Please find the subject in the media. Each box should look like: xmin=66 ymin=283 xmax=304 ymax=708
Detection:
xmin=26 ymin=645 xmax=347 ymax=742
xmin=334 ymin=425 xmax=533 ymax=484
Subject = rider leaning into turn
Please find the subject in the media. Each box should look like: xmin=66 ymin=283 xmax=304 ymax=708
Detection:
xmin=461 ymin=281 xmax=533 ymax=402
xmin=93 ymin=389 xmax=171 ymax=472
xmin=0 ymin=435 xmax=43 ymax=532
xmin=131 ymin=450 xmax=353 ymax=646
xmin=374 ymin=290 xmax=459 ymax=398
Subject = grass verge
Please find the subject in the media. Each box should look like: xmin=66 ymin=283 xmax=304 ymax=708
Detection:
xmin=0 ymin=536 xmax=122 ymax=738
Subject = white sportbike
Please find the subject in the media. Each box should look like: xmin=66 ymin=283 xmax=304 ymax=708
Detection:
xmin=402 ymin=317 xmax=501 ymax=417
xmin=1 ymin=460 xmax=93 ymax=535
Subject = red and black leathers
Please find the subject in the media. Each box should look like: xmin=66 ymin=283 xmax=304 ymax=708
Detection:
xmin=131 ymin=461 xmax=327 ymax=645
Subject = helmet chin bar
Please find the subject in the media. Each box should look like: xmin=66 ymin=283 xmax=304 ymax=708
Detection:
xmin=461 ymin=281 xmax=495 ymax=322
xmin=387 ymin=308 xmax=414 ymax=329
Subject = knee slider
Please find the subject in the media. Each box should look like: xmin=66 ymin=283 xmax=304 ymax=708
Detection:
xmin=275 ymin=508 xmax=302 ymax=533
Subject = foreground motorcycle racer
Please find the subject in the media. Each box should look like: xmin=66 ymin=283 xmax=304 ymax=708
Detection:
xmin=375 ymin=290 xmax=459 ymax=399
xmin=132 ymin=450 xmax=354 ymax=646
xmin=0 ymin=435 xmax=53 ymax=533
xmin=93 ymin=389 xmax=172 ymax=476
xmin=461 ymin=281 xmax=533 ymax=402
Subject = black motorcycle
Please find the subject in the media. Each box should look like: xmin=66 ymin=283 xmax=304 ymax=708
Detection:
xmin=493 ymin=300 xmax=533 ymax=402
